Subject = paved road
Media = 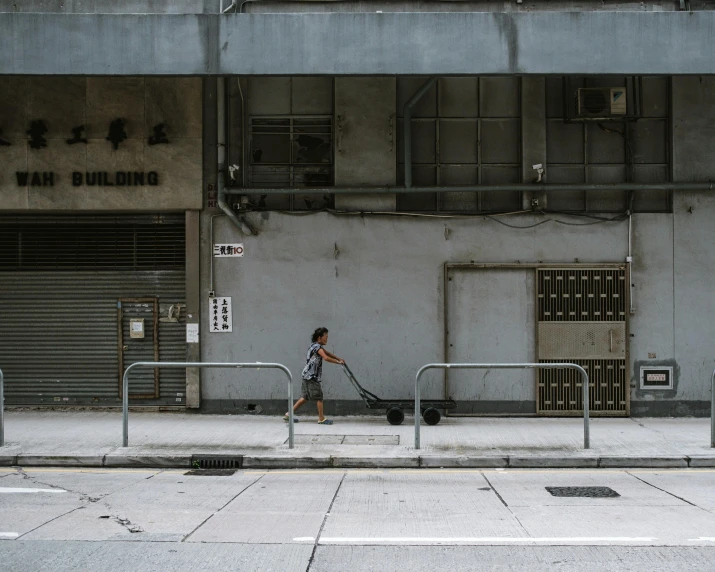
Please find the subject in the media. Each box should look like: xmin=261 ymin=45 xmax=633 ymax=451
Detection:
xmin=2 ymin=466 xmax=715 ymax=570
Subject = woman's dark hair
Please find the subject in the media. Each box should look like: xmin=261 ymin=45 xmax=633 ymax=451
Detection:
xmin=312 ymin=327 xmax=328 ymax=343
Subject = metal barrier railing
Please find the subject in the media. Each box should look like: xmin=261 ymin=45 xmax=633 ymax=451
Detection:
xmin=0 ymin=368 xmax=4 ymax=447
xmin=123 ymin=361 xmax=294 ymax=448
xmin=414 ymin=363 xmax=590 ymax=450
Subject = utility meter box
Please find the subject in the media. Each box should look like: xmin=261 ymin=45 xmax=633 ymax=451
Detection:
xmin=130 ymin=318 xmax=145 ymax=339
xmin=640 ymin=366 xmax=673 ymax=390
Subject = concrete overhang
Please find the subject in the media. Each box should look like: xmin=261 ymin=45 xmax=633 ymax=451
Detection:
xmin=1 ymin=11 xmax=714 ymax=75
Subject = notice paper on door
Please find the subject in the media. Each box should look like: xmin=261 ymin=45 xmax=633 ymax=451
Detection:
xmin=186 ymin=323 xmax=199 ymax=343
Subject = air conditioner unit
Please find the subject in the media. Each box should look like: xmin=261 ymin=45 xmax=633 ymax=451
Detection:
xmin=576 ymin=88 xmax=627 ymax=117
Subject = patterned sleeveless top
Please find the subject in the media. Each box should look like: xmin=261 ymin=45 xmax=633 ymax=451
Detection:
xmin=301 ymin=342 xmax=323 ymax=382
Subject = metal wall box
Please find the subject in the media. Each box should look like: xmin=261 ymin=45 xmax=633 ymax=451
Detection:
xmin=640 ymin=366 xmax=673 ymax=390
xmin=129 ymin=318 xmax=145 ymax=339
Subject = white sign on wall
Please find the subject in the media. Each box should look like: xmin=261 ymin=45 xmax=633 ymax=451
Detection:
xmin=213 ymin=244 xmax=244 ymax=257
xmin=186 ymin=323 xmax=199 ymax=343
xmin=210 ymin=297 xmax=233 ymax=333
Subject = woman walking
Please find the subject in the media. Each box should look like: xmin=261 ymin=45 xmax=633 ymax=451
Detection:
xmin=284 ymin=327 xmax=344 ymax=425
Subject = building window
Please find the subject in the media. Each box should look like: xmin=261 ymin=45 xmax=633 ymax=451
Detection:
xmin=397 ymin=77 xmax=522 ymax=213
xmin=244 ymin=77 xmax=334 ymax=211
xmin=546 ymin=76 xmax=671 ymax=213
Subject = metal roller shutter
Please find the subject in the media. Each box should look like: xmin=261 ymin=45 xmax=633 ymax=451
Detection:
xmin=0 ymin=215 xmax=186 ymax=407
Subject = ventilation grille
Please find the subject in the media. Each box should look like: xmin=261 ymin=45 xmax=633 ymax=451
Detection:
xmin=538 ymin=269 xmax=626 ymax=321
xmin=538 ymin=359 xmax=627 ymax=414
xmin=191 ymin=455 xmax=244 ymax=469
xmin=0 ymin=217 xmax=185 ymax=271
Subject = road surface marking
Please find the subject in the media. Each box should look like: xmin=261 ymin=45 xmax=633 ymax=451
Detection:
xmin=0 ymin=533 xmax=19 ymax=539
xmin=0 ymin=487 xmax=66 ymax=494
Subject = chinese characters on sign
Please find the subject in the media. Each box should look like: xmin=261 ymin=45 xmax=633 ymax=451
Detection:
xmin=2 ymin=118 xmax=171 ymax=187
xmin=210 ymin=297 xmax=233 ymax=333
xmin=66 ymin=125 xmax=88 ymax=145
xmin=213 ymin=244 xmax=244 ymax=257
xmin=148 ymin=123 xmax=169 ymax=145
xmin=106 ymin=118 xmax=127 ymax=150
xmin=27 ymin=120 xmax=48 ymax=149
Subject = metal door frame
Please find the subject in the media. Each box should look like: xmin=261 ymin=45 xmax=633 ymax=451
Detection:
xmin=118 ymin=297 xmax=159 ymax=399
xmin=443 ymin=262 xmax=628 ymax=417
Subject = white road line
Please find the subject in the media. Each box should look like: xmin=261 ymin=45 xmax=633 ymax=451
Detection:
xmin=688 ymin=537 xmax=715 ymax=542
xmin=294 ymin=537 xmax=658 ymax=544
xmin=0 ymin=487 xmax=66 ymax=494
xmin=0 ymin=533 xmax=20 ymax=539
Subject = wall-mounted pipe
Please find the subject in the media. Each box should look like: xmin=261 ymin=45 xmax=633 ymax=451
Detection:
xmin=225 ymin=182 xmax=715 ymax=195
xmin=404 ymin=77 xmax=437 ymax=188
xmin=217 ymin=77 xmax=255 ymax=236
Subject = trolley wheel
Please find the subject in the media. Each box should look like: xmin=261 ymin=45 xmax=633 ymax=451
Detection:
xmin=386 ymin=407 xmax=405 ymax=426
xmin=423 ymin=407 xmax=441 ymax=426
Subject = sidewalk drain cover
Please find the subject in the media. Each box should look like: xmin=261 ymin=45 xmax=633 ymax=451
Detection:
xmin=185 ymin=469 xmax=238 ymax=476
xmin=290 ymin=435 xmax=399 ymax=445
xmin=191 ymin=455 xmax=243 ymax=469
xmin=546 ymin=486 xmax=620 ymax=498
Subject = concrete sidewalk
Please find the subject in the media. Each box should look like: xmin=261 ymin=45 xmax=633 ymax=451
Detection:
xmin=1 ymin=410 xmax=714 ymax=469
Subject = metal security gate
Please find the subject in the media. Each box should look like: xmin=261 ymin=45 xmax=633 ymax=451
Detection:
xmin=0 ymin=216 xmax=187 ymax=407
xmin=537 ymin=267 xmax=629 ymax=416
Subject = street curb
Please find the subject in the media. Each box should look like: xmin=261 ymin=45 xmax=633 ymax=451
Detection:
xmin=509 ymin=456 xmax=599 ymax=468
xmin=2 ymin=454 xmax=715 ymax=469
xmin=599 ymin=456 xmax=689 ymax=468
xmin=332 ymin=456 xmax=420 ymax=468
xmin=15 ymin=455 xmax=105 ymax=467
xmin=104 ymin=455 xmax=192 ymax=468
xmin=242 ymin=456 xmax=332 ymax=469
xmin=420 ymin=456 xmax=508 ymax=468
xmin=687 ymin=456 xmax=715 ymax=468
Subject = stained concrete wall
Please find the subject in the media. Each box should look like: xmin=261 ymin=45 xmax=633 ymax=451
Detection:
xmin=0 ymin=76 xmax=202 ymax=211
xmin=202 ymin=211 xmax=630 ymax=414
xmin=5 ymin=12 xmax=715 ymax=76
xmin=198 ymin=74 xmax=715 ymax=417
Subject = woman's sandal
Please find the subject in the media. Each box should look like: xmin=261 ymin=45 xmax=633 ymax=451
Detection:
xmin=317 ymin=419 xmax=333 ymax=425
xmin=283 ymin=415 xmax=299 ymax=423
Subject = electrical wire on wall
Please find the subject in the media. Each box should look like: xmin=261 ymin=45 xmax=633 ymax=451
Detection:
xmin=236 ymin=202 xmax=630 ymax=229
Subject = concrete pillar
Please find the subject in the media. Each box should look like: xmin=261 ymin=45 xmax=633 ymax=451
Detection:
xmin=185 ymin=209 xmax=201 ymax=408
xmin=334 ymin=77 xmax=397 ymax=211
xmin=521 ymin=77 xmax=547 ymax=210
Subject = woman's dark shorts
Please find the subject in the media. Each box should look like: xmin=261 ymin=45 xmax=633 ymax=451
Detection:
xmin=301 ymin=378 xmax=323 ymax=401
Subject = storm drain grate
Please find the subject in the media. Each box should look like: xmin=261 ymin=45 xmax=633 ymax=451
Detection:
xmin=546 ymin=486 xmax=620 ymax=498
xmin=190 ymin=455 xmax=243 ymax=469
xmin=185 ymin=469 xmax=238 ymax=476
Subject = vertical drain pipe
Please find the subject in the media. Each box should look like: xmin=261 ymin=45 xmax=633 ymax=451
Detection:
xmin=404 ymin=77 xmax=437 ymax=188
xmin=217 ymin=77 xmax=253 ymax=235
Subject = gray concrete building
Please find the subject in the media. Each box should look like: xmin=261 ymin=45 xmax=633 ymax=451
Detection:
xmin=0 ymin=1 xmax=713 ymax=418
